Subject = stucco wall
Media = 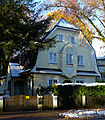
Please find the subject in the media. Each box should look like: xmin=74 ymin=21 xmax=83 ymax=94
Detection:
xmin=33 ymin=73 xmax=96 ymax=95
xmin=31 ymin=20 xmax=98 ymax=93
xmin=36 ymin=27 xmax=95 ymax=72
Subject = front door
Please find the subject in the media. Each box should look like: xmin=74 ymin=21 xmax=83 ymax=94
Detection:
xmin=14 ymin=81 xmax=26 ymax=95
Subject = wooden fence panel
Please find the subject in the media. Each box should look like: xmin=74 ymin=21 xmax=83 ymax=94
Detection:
xmin=43 ymin=95 xmax=53 ymax=109
xmin=87 ymin=96 xmax=105 ymax=108
xmin=4 ymin=95 xmax=37 ymax=111
xmin=23 ymin=96 xmax=37 ymax=111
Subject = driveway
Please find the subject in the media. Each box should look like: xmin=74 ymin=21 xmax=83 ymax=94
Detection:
xmin=0 ymin=110 xmax=105 ymax=120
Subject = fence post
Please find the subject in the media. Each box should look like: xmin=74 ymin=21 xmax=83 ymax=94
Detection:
xmin=37 ymin=95 xmax=44 ymax=109
xmin=52 ymin=94 xmax=58 ymax=109
xmin=82 ymin=95 xmax=86 ymax=106
xmin=0 ymin=96 xmax=3 ymax=112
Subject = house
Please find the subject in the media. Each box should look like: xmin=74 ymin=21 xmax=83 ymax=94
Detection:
xmin=7 ymin=61 xmax=34 ymax=96
xmin=97 ymin=57 xmax=105 ymax=82
xmin=7 ymin=18 xmax=100 ymax=96
xmin=31 ymin=18 xmax=100 ymax=89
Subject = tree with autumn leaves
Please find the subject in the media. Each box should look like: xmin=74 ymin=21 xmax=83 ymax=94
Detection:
xmin=1 ymin=0 xmax=105 ymax=77
xmin=0 ymin=0 xmax=55 ymax=77
xmin=45 ymin=0 xmax=105 ymax=43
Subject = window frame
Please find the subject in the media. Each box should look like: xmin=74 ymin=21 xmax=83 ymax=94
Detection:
xmin=49 ymin=52 xmax=58 ymax=64
xmin=58 ymin=34 xmax=64 ymax=42
xmin=48 ymin=78 xmax=58 ymax=87
xmin=66 ymin=52 xmax=74 ymax=65
xmin=75 ymin=79 xmax=85 ymax=84
xmin=70 ymin=36 xmax=76 ymax=44
xmin=77 ymin=55 xmax=85 ymax=66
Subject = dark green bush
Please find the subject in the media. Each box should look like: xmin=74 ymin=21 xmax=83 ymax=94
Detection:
xmin=53 ymin=85 xmax=105 ymax=109
xmin=53 ymin=85 xmax=105 ymax=97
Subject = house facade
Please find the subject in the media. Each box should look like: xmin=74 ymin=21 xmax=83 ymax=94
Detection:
xmin=30 ymin=18 xmax=100 ymax=94
xmin=6 ymin=18 xmax=100 ymax=96
xmin=6 ymin=63 xmax=33 ymax=96
xmin=97 ymin=57 xmax=105 ymax=82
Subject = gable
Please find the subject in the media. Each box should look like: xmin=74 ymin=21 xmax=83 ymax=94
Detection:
xmin=57 ymin=18 xmax=78 ymax=29
xmin=45 ymin=18 xmax=79 ymax=39
xmin=9 ymin=63 xmax=24 ymax=77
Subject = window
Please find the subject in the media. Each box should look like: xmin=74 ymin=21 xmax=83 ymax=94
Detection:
xmin=54 ymin=79 xmax=57 ymax=84
xmin=77 ymin=55 xmax=85 ymax=66
xmin=58 ymin=34 xmax=64 ymax=42
xmin=66 ymin=53 xmax=73 ymax=65
xmin=76 ymin=80 xmax=84 ymax=83
xmin=48 ymin=79 xmax=58 ymax=87
xmin=70 ymin=36 xmax=76 ymax=44
xmin=49 ymin=80 xmax=53 ymax=87
xmin=49 ymin=52 xmax=57 ymax=64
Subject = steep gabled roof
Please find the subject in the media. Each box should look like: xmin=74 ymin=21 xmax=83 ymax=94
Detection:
xmin=9 ymin=63 xmax=24 ymax=77
xmin=44 ymin=18 xmax=79 ymax=39
xmin=57 ymin=18 xmax=78 ymax=29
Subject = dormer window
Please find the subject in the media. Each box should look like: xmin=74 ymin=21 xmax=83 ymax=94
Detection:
xmin=66 ymin=53 xmax=74 ymax=65
xmin=77 ymin=55 xmax=85 ymax=66
xmin=70 ymin=36 xmax=76 ymax=44
xmin=49 ymin=52 xmax=57 ymax=64
xmin=58 ymin=34 xmax=64 ymax=42
xmin=65 ymin=47 xmax=74 ymax=65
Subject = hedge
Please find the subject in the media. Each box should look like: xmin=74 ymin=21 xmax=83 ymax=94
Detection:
xmin=53 ymin=85 xmax=105 ymax=97
xmin=52 ymin=85 xmax=105 ymax=109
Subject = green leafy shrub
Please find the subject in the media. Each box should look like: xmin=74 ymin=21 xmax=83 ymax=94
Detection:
xmin=53 ymin=85 xmax=105 ymax=97
xmin=52 ymin=85 xmax=105 ymax=109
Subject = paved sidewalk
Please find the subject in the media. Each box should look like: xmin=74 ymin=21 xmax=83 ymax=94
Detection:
xmin=0 ymin=110 xmax=66 ymax=120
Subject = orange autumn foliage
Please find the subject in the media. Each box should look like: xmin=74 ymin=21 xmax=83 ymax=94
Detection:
xmin=46 ymin=0 xmax=105 ymax=43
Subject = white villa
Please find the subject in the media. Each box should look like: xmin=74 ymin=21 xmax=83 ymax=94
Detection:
xmin=31 ymin=18 xmax=100 ymax=89
xmin=1 ymin=18 xmax=100 ymax=96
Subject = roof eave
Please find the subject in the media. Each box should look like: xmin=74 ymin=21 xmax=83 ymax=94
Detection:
xmin=77 ymin=73 xmax=100 ymax=76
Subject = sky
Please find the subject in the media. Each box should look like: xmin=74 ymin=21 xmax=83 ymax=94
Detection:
xmin=92 ymin=39 xmax=105 ymax=57
xmin=35 ymin=0 xmax=105 ymax=57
